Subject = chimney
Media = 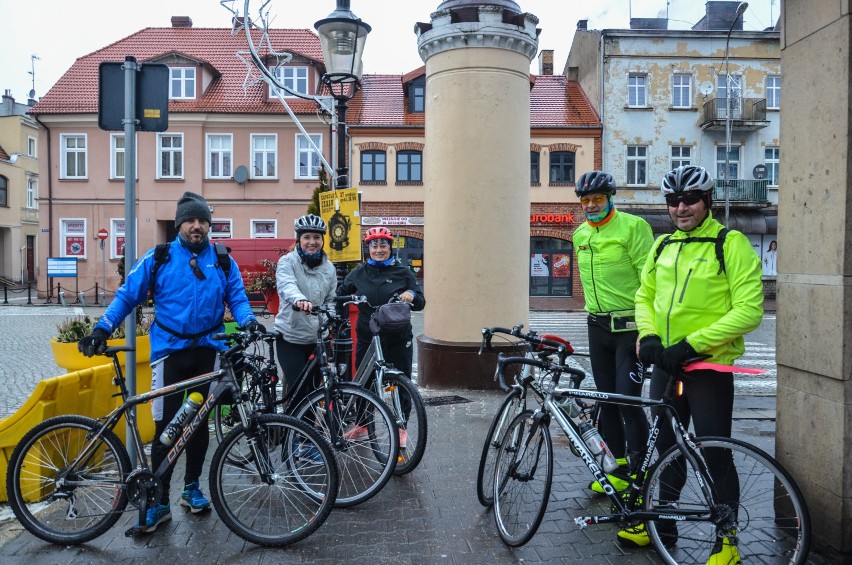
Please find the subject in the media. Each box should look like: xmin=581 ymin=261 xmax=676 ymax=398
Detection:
xmin=567 ymin=66 xmax=579 ymax=81
xmin=693 ymin=1 xmax=744 ymax=31
xmin=171 ymin=16 xmax=193 ymax=28
xmin=538 ymin=50 xmax=554 ymax=76
xmin=630 ymin=18 xmax=668 ymax=30
xmin=577 ymin=19 xmax=588 ymax=31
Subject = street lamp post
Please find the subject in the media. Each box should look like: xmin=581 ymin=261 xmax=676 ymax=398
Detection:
xmin=723 ymin=1 xmax=748 ymax=227
xmin=315 ymin=0 xmax=371 ymax=190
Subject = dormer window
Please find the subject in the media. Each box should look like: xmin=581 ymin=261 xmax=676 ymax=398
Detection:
xmin=170 ymin=67 xmax=196 ymax=99
xmin=272 ymin=66 xmax=309 ymax=98
xmin=408 ymin=77 xmax=425 ymax=113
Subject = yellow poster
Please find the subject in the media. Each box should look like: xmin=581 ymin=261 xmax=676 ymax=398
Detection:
xmin=319 ymin=188 xmax=361 ymax=263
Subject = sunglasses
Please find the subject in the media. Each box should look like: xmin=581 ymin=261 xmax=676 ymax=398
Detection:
xmin=580 ymin=194 xmax=608 ymax=206
xmin=368 ymin=240 xmax=391 ymax=249
xmin=189 ymin=257 xmax=206 ymax=280
xmin=665 ymin=192 xmax=705 ymax=207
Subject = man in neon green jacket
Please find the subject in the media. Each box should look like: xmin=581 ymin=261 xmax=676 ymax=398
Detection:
xmin=619 ymin=165 xmax=763 ymax=564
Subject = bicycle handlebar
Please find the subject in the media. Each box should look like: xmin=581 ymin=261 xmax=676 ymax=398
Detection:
xmin=480 ymin=324 xmax=570 ymax=364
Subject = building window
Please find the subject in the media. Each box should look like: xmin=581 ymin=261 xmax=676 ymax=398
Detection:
xmin=716 ymin=145 xmax=740 ymax=181
xmin=27 ymin=136 xmax=36 ymax=158
xmin=211 ymin=219 xmax=233 ymax=239
xmin=60 ymin=134 xmax=87 ymax=179
xmin=628 ymin=73 xmax=647 ymax=107
xmin=170 ymin=67 xmax=196 ymax=99
xmin=361 ymin=150 xmax=386 ymax=182
xmin=206 ymin=134 xmax=233 ymax=179
xmin=296 ymin=133 xmax=322 ymax=179
xmin=61 ymin=218 xmax=87 ymax=258
xmin=274 ymin=66 xmax=309 ymax=97
xmin=397 ymin=150 xmax=422 ymax=182
xmin=251 ymin=219 xmax=277 ymax=238
xmin=110 ymin=218 xmax=127 ymax=259
xmin=626 ymin=145 xmax=647 ymax=186
xmin=251 ymin=134 xmax=277 ymax=178
xmin=530 ymin=237 xmax=573 ymax=297
xmin=671 ymin=145 xmax=691 ymax=169
xmin=672 ymin=73 xmax=692 ymax=108
xmin=0 ymin=175 xmax=7 ymax=207
xmin=717 ymin=74 xmax=742 ymax=118
xmin=408 ymin=78 xmax=425 ymax=113
xmin=549 ymin=151 xmax=575 ymax=185
xmin=26 ymin=177 xmax=37 ymax=209
xmin=766 ymin=75 xmax=781 ymax=109
xmin=765 ymin=146 xmax=780 ymax=187
xmin=157 ymin=133 xmax=184 ymax=179
xmin=530 ymin=151 xmax=540 ymax=184
xmin=110 ymin=134 xmax=125 ymax=179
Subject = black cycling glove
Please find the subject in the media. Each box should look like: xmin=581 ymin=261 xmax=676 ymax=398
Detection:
xmin=78 ymin=328 xmax=109 ymax=357
xmin=245 ymin=320 xmax=266 ymax=334
xmin=658 ymin=339 xmax=698 ymax=375
xmin=638 ymin=335 xmax=664 ymax=366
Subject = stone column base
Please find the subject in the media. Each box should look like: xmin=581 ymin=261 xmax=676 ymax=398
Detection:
xmin=416 ymin=335 xmax=527 ymax=389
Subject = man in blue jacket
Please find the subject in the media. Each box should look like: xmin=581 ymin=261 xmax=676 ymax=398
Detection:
xmin=79 ymin=191 xmax=263 ymax=533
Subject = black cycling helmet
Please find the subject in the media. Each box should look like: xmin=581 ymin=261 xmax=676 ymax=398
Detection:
xmin=294 ymin=214 xmax=327 ymax=236
xmin=661 ymin=165 xmax=714 ymax=194
xmin=575 ymin=171 xmax=616 ymax=197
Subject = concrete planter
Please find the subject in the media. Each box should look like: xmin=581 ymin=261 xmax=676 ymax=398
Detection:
xmin=50 ymin=335 xmax=151 ymax=372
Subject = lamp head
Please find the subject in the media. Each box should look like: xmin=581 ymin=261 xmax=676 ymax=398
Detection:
xmin=315 ymin=0 xmax=371 ymax=86
xmin=736 ymin=2 xmax=748 ymax=17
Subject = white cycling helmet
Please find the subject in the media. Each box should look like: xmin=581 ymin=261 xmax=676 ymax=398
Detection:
xmin=294 ymin=214 xmax=327 ymax=236
xmin=661 ymin=165 xmax=714 ymax=194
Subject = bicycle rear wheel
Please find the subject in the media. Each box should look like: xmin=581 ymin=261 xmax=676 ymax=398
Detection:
xmin=6 ymin=415 xmax=131 ymax=545
xmin=644 ymin=436 xmax=810 ymax=565
xmin=477 ymin=387 xmax=524 ymax=507
xmin=373 ymin=370 xmax=427 ymax=475
xmin=295 ymin=383 xmax=398 ymax=507
xmin=209 ymin=414 xmax=338 ymax=547
xmin=493 ymin=410 xmax=553 ymax=547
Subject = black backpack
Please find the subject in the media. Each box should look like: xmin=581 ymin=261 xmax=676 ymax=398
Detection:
xmin=149 ymin=242 xmax=231 ymax=300
xmin=652 ymin=228 xmax=730 ymax=275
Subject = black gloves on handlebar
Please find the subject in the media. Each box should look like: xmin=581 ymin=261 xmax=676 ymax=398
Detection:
xmin=638 ymin=335 xmax=663 ymax=366
xmin=658 ymin=338 xmax=698 ymax=375
xmin=78 ymin=328 xmax=109 ymax=357
xmin=245 ymin=320 xmax=266 ymax=334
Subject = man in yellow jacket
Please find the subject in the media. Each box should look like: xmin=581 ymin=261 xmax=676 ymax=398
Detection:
xmin=619 ymin=165 xmax=763 ymax=565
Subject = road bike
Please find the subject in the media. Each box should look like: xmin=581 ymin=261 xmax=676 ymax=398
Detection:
xmin=212 ymin=301 xmax=399 ymax=507
xmin=489 ymin=352 xmax=810 ymax=564
xmin=5 ymin=330 xmax=338 ymax=547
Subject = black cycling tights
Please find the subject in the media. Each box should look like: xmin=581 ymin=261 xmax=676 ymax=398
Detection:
xmin=587 ymin=321 xmax=648 ymax=460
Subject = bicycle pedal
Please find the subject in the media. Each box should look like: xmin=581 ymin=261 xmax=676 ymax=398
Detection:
xmin=124 ymin=525 xmax=148 ymax=537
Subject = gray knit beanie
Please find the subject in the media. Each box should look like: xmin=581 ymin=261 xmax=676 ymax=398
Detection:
xmin=175 ymin=192 xmax=212 ymax=227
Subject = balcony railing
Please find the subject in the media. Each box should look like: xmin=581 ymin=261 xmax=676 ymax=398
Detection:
xmin=712 ymin=179 xmax=769 ymax=204
xmin=701 ymin=97 xmax=769 ymax=131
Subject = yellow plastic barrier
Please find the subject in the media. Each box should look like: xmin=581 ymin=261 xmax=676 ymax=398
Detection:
xmin=0 ymin=362 xmax=154 ymax=503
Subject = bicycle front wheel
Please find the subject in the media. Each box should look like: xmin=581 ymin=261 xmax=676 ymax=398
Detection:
xmin=209 ymin=414 xmax=338 ymax=547
xmin=295 ymin=383 xmax=398 ymax=507
xmin=6 ymin=415 xmax=131 ymax=545
xmin=493 ymin=410 xmax=553 ymax=547
xmin=477 ymin=387 xmax=524 ymax=507
xmin=373 ymin=370 xmax=427 ymax=476
xmin=644 ymin=436 xmax=810 ymax=565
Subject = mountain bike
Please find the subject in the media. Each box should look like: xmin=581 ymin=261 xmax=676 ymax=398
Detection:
xmin=5 ymin=330 xmax=338 ymax=547
xmin=476 ymin=324 xmax=587 ymax=507
xmin=213 ymin=302 xmax=399 ymax=508
xmin=336 ymin=294 xmax=427 ymax=475
xmin=489 ymin=352 xmax=810 ymax=564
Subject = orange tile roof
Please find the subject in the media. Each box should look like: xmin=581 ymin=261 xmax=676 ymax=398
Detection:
xmin=30 ymin=27 xmax=324 ymax=115
xmin=350 ymin=72 xmax=599 ymax=128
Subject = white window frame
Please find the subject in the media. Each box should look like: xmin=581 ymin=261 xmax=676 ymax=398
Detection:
xmin=626 ymin=145 xmax=648 ymax=186
xmin=766 ymin=75 xmax=781 ymax=109
xmin=295 ymin=133 xmax=322 ymax=180
xmin=109 ymin=218 xmax=129 ymax=259
xmin=251 ymin=219 xmax=278 ymax=238
xmin=272 ymin=66 xmax=309 ymax=98
xmin=169 ymin=67 xmax=196 ymax=99
xmin=60 ymin=218 xmax=87 ymax=259
xmin=717 ymin=73 xmax=743 ymax=118
xmin=671 ymin=145 xmax=692 ymax=170
xmin=627 ymin=73 xmax=647 ymax=107
xmin=672 ymin=73 xmax=692 ymax=108
xmin=251 ymin=134 xmax=278 ymax=179
xmin=206 ymin=134 xmax=233 ymax=179
xmin=157 ymin=133 xmax=184 ymax=179
xmin=27 ymin=136 xmax=37 ymax=158
xmin=26 ymin=176 xmax=37 ymax=209
xmin=765 ymin=146 xmax=780 ymax=187
xmin=60 ymin=134 xmax=87 ymax=179
xmin=110 ymin=133 xmax=125 ymax=179
xmin=210 ymin=219 xmax=233 ymax=239
xmin=716 ymin=145 xmax=741 ymax=181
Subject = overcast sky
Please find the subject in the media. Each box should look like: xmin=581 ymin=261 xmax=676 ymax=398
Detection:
xmin=1 ymin=0 xmax=777 ymax=104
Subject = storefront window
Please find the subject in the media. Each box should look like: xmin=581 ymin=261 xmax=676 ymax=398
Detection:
xmin=530 ymin=237 xmax=573 ymax=296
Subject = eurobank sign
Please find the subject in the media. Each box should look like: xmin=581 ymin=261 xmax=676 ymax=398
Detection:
xmin=530 ymin=212 xmax=575 ymax=224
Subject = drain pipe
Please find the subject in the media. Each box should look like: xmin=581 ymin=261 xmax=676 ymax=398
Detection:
xmin=34 ymin=114 xmax=53 ymax=297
